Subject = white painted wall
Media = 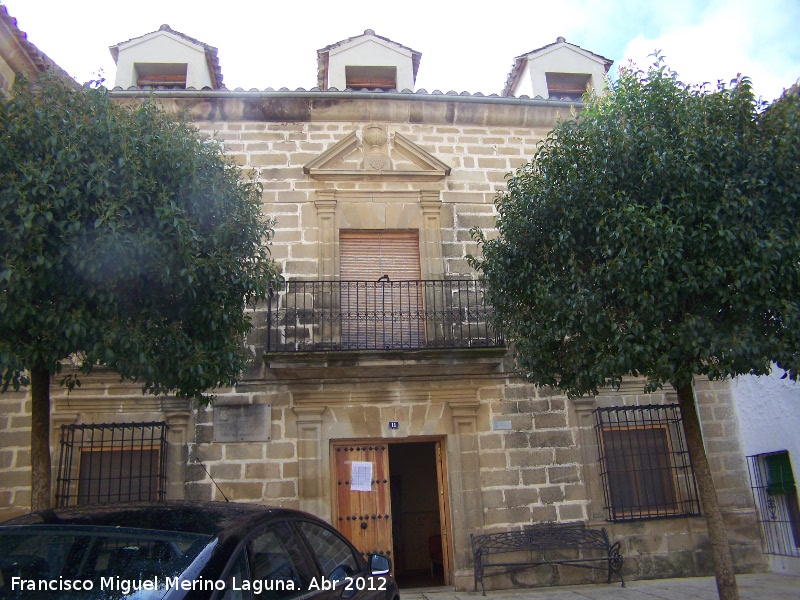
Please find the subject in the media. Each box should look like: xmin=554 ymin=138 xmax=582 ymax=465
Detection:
xmin=732 ymin=369 xmax=800 ymax=574
xmin=113 ymin=32 xmax=213 ymax=89
xmin=327 ymin=36 xmax=414 ymax=91
xmin=513 ymin=44 xmax=607 ymax=99
xmin=733 ymin=370 xmax=800 ymax=472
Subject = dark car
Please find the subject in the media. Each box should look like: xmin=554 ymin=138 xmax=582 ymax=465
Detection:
xmin=0 ymin=501 xmax=399 ymax=600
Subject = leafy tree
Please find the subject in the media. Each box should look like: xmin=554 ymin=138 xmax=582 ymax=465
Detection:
xmin=471 ymin=60 xmax=799 ymax=600
xmin=0 ymin=75 xmax=281 ymax=511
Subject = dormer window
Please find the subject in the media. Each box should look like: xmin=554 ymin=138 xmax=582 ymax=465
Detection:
xmin=503 ymin=38 xmax=611 ymax=99
xmin=111 ymin=25 xmax=222 ymax=90
xmin=318 ymin=30 xmax=419 ymax=91
xmin=545 ymin=72 xmax=591 ymax=100
xmin=135 ymin=62 xmax=188 ymax=89
xmin=345 ymin=65 xmax=397 ymax=90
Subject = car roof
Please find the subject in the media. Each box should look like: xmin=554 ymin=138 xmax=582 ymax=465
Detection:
xmin=0 ymin=501 xmax=312 ymax=538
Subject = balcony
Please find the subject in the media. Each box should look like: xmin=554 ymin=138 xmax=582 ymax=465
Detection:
xmin=265 ymin=279 xmax=503 ymax=353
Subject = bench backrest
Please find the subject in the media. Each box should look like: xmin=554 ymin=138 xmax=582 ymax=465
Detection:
xmin=471 ymin=525 xmax=611 ymax=556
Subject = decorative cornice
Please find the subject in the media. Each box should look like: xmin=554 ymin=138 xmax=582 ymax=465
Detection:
xmin=293 ymin=406 xmax=327 ymax=421
xmin=265 ymin=347 xmax=507 ymax=382
xmin=303 ymin=130 xmax=359 ymax=174
xmin=393 ymin=133 xmax=451 ymax=174
xmin=306 ymin=170 xmax=447 ymax=182
xmin=303 ymin=129 xmax=450 ymax=182
xmin=291 ymin=383 xmax=481 ymax=407
xmin=53 ymin=395 xmax=191 ymax=415
xmin=448 ymin=401 xmax=481 ymax=418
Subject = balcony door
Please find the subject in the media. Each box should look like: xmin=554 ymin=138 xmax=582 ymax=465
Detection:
xmin=339 ymin=230 xmax=423 ymax=349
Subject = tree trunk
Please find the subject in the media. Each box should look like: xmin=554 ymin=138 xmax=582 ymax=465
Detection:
xmin=676 ymin=382 xmax=739 ymax=600
xmin=30 ymin=365 xmax=52 ymax=511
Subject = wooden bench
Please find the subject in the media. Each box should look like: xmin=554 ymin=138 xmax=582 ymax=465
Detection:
xmin=470 ymin=523 xmax=624 ymax=594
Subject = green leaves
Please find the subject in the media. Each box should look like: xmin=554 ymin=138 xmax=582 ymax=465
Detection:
xmin=472 ymin=59 xmax=800 ymax=397
xmin=0 ymin=74 xmax=281 ymax=403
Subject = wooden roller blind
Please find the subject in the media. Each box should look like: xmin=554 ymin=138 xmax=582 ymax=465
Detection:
xmin=339 ymin=230 xmax=421 ymax=280
xmin=339 ymin=231 xmax=424 ymax=349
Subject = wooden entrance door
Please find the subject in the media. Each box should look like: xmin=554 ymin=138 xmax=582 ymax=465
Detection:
xmin=332 ymin=439 xmax=453 ymax=585
xmin=332 ymin=443 xmax=393 ymax=561
xmin=434 ymin=441 xmax=452 ymax=585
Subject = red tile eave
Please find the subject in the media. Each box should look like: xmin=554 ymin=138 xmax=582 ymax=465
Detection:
xmin=0 ymin=4 xmax=75 ymax=84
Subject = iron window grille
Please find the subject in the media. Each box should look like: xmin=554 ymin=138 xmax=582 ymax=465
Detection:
xmin=55 ymin=422 xmax=168 ymax=507
xmin=265 ymin=279 xmax=503 ymax=352
xmin=594 ymin=404 xmax=700 ymax=522
xmin=747 ymin=451 xmax=800 ymax=557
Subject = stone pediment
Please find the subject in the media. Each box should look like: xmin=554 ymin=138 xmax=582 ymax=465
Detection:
xmin=303 ymin=125 xmax=451 ymax=182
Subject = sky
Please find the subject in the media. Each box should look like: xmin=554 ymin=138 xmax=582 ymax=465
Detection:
xmin=4 ymin=0 xmax=799 ymax=102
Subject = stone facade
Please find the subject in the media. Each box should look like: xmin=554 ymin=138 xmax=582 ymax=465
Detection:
xmin=0 ymin=389 xmax=32 ymax=512
xmin=0 ymin=90 xmax=766 ymax=589
xmin=0 ymin=20 xmax=768 ymax=591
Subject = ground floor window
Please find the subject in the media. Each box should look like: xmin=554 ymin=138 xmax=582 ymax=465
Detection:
xmin=56 ymin=422 xmax=168 ymax=506
xmin=594 ymin=404 xmax=701 ymax=522
xmin=747 ymin=450 xmax=800 ymax=557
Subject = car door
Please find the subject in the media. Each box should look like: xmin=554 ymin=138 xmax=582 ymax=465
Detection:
xmin=294 ymin=519 xmax=390 ymax=600
xmin=224 ymin=521 xmax=318 ymax=600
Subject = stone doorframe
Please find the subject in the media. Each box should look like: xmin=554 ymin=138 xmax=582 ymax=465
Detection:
xmin=291 ymin=391 xmax=484 ymax=580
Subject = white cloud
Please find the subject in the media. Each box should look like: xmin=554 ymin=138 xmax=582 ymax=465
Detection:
xmin=620 ymin=0 xmax=799 ymax=100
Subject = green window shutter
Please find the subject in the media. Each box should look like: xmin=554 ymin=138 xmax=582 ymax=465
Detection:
xmin=765 ymin=452 xmax=796 ymax=495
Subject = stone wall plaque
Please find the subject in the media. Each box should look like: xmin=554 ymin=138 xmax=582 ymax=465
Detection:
xmin=213 ymin=404 xmax=271 ymax=442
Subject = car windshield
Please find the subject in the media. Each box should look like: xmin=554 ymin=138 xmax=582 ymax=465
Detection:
xmin=0 ymin=525 xmax=214 ymax=599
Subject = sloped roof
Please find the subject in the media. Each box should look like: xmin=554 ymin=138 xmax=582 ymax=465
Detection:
xmin=316 ymin=29 xmax=421 ymax=90
xmin=502 ymin=36 xmax=613 ymax=97
xmin=0 ymin=4 xmax=74 ymax=82
xmin=109 ymin=24 xmax=224 ymax=90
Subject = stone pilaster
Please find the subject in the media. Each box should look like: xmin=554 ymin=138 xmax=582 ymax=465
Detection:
xmin=315 ymin=193 xmax=337 ymax=279
xmin=165 ymin=411 xmax=191 ymax=501
xmin=420 ymin=192 xmax=444 ymax=278
xmin=448 ymin=400 xmax=483 ymax=585
xmin=572 ymin=396 xmax=606 ymax=521
xmin=294 ymin=405 xmax=327 ymax=518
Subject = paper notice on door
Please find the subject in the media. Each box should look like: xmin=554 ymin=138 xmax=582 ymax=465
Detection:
xmin=351 ymin=461 xmax=373 ymax=492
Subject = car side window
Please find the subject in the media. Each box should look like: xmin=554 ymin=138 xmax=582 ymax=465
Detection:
xmin=221 ymin=549 xmax=253 ymax=600
xmin=250 ymin=523 xmax=314 ymax=600
xmin=296 ymin=521 xmax=361 ymax=582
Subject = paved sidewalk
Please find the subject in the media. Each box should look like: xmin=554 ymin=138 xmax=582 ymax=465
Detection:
xmin=402 ymin=573 xmax=800 ymax=599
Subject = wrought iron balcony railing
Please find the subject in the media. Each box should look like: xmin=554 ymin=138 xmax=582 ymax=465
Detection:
xmin=265 ymin=279 xmax=503 ymax=352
